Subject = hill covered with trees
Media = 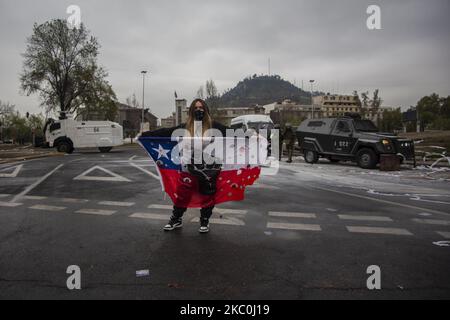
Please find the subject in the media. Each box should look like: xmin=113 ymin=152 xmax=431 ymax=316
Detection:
xmin=212 ymin=75 xmax=312 ymax=107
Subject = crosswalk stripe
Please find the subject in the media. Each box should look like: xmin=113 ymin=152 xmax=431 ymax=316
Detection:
xmin=147 ymin=204 xmax=173 ymax=210
xmin=75 ymin=209 xmax=116 ymax=216
xmin=215 ymin=208 xmax=247 ymax=215
xmin=436 ymin=231 xmax=450 ymax=239
xmin=29 ymin=205 xmax=66 ymax=212
xmin=130 ymin=213 xmax=169 ymax=220
xmin=23 ymin=196 xmax=48 ymax=200
xmin=0 ymin=201 xmax=22 ymax=207
xmin=412 ymin=219 xmax=450 ymax=226
xmin=267 ymin=222 xmax=321 ymax=231
xmin=61 ymin=198 xmax=89 ymax=203
xmin=191 ymin=217 xmax=245 ymax=226
xmin=99 ymin=201 xmax=135 ymax=207
xmin=338 ymin=215 xmax=392 ymax=222
xmin=346 ymin=226 xmax=413 ymax=236
xmin=268 ymin=212 xmax=316 ymax=218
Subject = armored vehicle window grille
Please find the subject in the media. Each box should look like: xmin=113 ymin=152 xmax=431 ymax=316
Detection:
xmin=307 ymin=121 xmax=324 ymax=127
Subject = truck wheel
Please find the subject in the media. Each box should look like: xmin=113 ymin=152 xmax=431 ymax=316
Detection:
xmin=57 ymin=141 xmax=73 ymax=154
xmin=304 ymin=150 xmax=318 ymax=164
xmin=356 ymin=148 xmax=378 ymax=169
xmin=99 ymin=147 xmax=112 ymax=153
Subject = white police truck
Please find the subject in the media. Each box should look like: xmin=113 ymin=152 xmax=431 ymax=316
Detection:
xmin=44 ymin=113 xmax=123 ymax=154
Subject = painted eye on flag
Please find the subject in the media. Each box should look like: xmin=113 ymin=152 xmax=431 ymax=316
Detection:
xmin=183 ymin=177 xmax=192 ymax=184
xmin=156 ymin=160 xmax=164 ymax=167
xmin=231 ymin=183 xmax=239 ymax=189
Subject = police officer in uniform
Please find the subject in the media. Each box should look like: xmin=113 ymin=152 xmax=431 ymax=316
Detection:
xmin=283 ymin=123 xmax=296 ymax=163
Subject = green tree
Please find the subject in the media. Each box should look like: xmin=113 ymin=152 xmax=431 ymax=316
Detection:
xmin=20 ymin=19 xmax=116 ymax=115
xmin=379 ymin=108 xmax=402 ymax=132
xmin=417 ymin=93 xmax=440 ymax=129
xmin=78 ymin=79 xmax=118 ymax=121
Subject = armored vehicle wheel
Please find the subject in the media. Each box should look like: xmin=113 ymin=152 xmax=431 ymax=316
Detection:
xmin=356 ymin=148 xmax=378 ymax=169
xmin=57 ymin=141 xmax=73 ymax=154
xmin=304 ymin=150 xmax=319 ymax=164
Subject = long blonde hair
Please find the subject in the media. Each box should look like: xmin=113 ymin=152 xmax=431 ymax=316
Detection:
xmin=186 ymin=99 xmax=213 ymax=136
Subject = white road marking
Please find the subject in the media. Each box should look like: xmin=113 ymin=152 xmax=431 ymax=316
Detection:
xmin=268 ymin=212 xmax=316 ymax=219
xmin=191 ymin=217 xmax=245 ymax=226
xmin=267 ymin=222 xmax=321 ymax=231
xmin=0 ymin=201 xmax=22 ymax=207
xmin=346 ymin=226 xmax=413 ymax=236
xmin=99 ymin=201 xmax=135 ymax=207
xmin=412 ymin=219 xmax=450 ymax=226
xmin=436 ymin=231 xmax=450 ymax=239
xmin=0 ymin=164 xmax=23 ymax=178
xmin=11 ymin=164 xmax=63 ymax=203
xmin=0 ymin=194 xmax=11 ymax=198
xmin=129 ymin=162 xmax=159 ymax=180
xmin=73 ymin=166 xmax=131 ymax=182
xmin=61 ymin=198 xmax=89 ymax=203
xmin=129 ymin=155 xmax=137 ymax=161
xmin=311 ymin=185 xmax=450 ymax=216
xmin=215 ymin=208 xmax=247 ymax=215
xmin=29 ymin=204 xmax=66 ymax=212
xmin=338 ymin=215 xmax=392 ymax=222
xmin=23 ymin=195 xmax=48 ymax=200
xmin=130 ymin=213 xmax=169 ymax=220
xmin=75 ymin=209 xmax=116 ymax=216
xmin=147 ymin=204 xmax=173 ymax=210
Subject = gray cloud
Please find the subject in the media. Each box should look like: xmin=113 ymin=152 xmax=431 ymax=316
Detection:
xmin=0 ymin=0 xmax=449 ymax=118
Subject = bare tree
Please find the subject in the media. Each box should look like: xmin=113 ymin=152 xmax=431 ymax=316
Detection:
xmin=196 ymin=86 xmax=205 ymax=99
xmin=126 ymin=94 xmax=140 ymax=108
xmin=205 ymin=79 xmax=218 ymax=99
xmin=371 ymin=89 xmax=382 ymax=109
xmin=361 ymin=91 xmax=370 ymax=108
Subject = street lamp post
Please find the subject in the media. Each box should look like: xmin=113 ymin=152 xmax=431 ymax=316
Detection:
xmin=309 ymin=80 xmax=315 ymax=119
xmin=141 ymin=70 xmax=148 ymax=133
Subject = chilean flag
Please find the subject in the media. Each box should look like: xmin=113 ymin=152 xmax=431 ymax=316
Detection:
xmin=138 ymin=137 xmax=262 ymax=208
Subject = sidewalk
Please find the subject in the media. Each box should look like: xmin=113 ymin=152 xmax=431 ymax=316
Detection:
xmin=0 ymin=144 xmax=62 ymax=164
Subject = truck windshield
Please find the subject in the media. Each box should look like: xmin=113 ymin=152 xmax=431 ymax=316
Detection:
xmin=354 ymin=120 xmax=378 ymax=132
xmin=247 ymin=122 xmax=274 ymax=132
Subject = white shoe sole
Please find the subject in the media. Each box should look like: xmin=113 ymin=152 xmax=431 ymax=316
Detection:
xmin=164 ymin=223 xmax=183 ymax=231
xmin=198 ymin=226 xmax=210 ymax=233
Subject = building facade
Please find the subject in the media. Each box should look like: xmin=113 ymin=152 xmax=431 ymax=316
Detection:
xmin=115 ymin=103 xmax=158 ymax=138
xmin=269 ymin=99 xmax=324 ymax=125
xmin=214 ymin=105 xmax=266 ymax=126
xmin=312 ymin=95 xmax=361 ymax=117
xmin=160 ymin=112 xmax=176 ymax=128
xmin=175 ymin=99 xmax=188 ymax=126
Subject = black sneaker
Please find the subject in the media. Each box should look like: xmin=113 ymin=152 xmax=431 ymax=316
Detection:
xmin=198 ymin=218 xmax=210 ymax=233
xmin=164 ymin=216 xmax=183 ymax=231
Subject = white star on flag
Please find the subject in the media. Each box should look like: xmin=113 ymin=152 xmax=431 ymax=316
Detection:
xmin=152 ymin=144 xmax=170 ymax=159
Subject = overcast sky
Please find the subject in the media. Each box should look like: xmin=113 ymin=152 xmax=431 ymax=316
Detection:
xmin=0 ymin=0 xmax=449 ymax=118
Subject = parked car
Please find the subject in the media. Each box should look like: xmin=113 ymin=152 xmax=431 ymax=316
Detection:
xmin=296 ymin=115 xmax=415 ymax=169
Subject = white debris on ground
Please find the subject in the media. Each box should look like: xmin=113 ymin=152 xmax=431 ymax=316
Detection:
xmin=277 ymin=157 xmax=450 ymax=203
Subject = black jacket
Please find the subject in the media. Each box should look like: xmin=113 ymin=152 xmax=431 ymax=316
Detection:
xmin=141 ymin=121 xmax=229 ymax=138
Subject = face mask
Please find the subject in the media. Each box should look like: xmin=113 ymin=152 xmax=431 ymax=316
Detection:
xmin=194 ymin=109 xmax=205 ymax=121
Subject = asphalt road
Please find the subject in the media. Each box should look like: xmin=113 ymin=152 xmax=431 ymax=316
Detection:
xmin=0 ymin=146 xmax=449 ymax=299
